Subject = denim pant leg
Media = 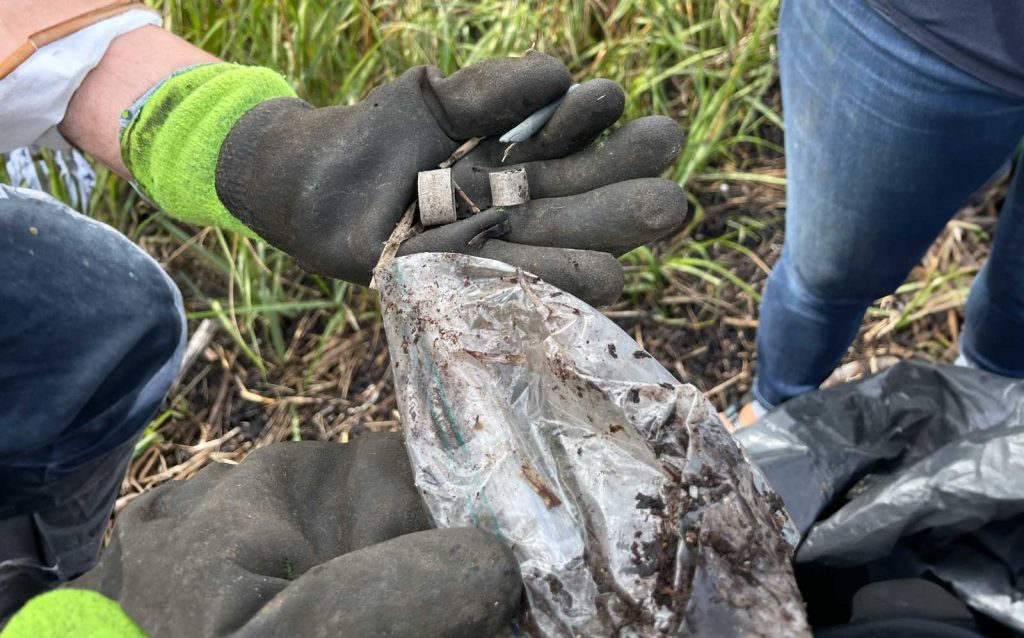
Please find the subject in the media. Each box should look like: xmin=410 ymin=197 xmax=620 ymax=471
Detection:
xmin=0 ymin=187 xmax=185 ymax=613
xmin=962 ymin=167 xmax=1024 ymax=377
xmin=754 ymin=0 xmax=1024 ymax=407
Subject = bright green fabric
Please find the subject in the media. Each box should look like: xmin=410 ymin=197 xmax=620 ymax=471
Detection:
xmin=0 ymin=589 xmax=146 ymax=638
xmin=120 ymin=63 xmax=296 ymax=237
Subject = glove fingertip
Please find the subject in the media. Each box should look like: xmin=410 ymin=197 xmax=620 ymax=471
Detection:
xmin=429 ymin=53 xmax=572 ymax=139
xmin=479 ymin=242 xmax=625 ymax=307
xmin=608 ymin=116 xmax=686 ymax=177
xmin=582 ymin=252 xmax=626 ymax=307
xmin=638 ymin=177 xmax=690 ymax=241
xmin=396 ymin=528 xmax=523 ymax=635
xmin=533 ymin=78 xmax=626 ymax=150
xmin=643 ymin=115 xmax=687 ymax=164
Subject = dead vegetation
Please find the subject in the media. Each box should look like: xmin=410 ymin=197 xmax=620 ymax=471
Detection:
xmin=0 ymin=0 xmax=1001 ymax=506
xmin=115 ymin=159 xmax=1006 ymax=508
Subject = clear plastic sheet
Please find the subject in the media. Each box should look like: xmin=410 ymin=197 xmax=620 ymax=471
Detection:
xmin=378 ymin=253 xmax=808 ymax=637
xmin=736 ymin=360 xmax=1024 ymax=633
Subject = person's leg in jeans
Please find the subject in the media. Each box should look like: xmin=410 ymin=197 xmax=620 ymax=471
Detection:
xmin=754 ymin=0 xmax=1024 ymax=408
xmin=0 ymin=186 xmax=186 ymax=618
xmin=962 ymin=169 xmax=1024 ymax=377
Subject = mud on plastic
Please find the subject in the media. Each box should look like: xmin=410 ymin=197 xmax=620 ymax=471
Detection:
xmin=378 ymin=253 xmax=808 ymax=637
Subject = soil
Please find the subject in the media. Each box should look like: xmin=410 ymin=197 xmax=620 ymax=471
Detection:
xmin=577 ymin=383 xmax=810 ymax=636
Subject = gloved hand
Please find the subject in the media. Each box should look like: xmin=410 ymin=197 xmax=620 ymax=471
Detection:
xmin=61 ymin=434 xmax=521 ymax=637
xmin=214 ymin=53 xmax=687 ymax=305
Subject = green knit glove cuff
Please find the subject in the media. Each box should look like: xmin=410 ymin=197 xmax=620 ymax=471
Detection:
xmin=0 ymin=589 xmax=146 ymax=638
xmin=120 ymin=63 xmax=297 ymax=237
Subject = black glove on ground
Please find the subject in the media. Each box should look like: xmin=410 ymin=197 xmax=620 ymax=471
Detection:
xmin=216 ymin=53 xmax=686 ymax=306
xmin=71 ymin=434 xmax=521 ymax=637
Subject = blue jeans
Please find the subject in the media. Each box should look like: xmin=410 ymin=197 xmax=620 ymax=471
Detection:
xmin=755 ymin=0 xmax=1024 ymax=408
xmin=0 ymin=186 xmax=185 ymax=615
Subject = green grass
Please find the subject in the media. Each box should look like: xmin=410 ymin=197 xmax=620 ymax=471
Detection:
xmin=3 ymin=0 xmax=989 ymax=467
xmin=48 ymin=0 xmax=781 ymax=377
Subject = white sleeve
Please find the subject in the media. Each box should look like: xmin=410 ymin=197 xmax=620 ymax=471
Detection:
xmin=0 ymin=9 xmax=163 ymax=153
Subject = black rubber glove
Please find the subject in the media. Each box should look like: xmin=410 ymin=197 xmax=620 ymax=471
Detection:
xmin=216 ymin=53 xmax=686 ymax=306
xmin=70 ymin=434 xmax=522 ymax=637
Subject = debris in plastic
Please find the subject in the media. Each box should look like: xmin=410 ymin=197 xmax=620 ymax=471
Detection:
xmin=378 ymin=252 xmax=809 ymax=637
xmin=736 ymin=361 xmax=1024 ymax=633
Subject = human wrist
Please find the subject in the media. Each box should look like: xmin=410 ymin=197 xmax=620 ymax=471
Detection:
xmin=59 ymin=25 xmax=220 ymax=176
xmin=118 ymin=62 xmax=297 ymax=237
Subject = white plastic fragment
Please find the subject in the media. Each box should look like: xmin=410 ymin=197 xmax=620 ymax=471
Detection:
xmin=499 ymin=84 xmax=580 ymax=143
xmin=417 ymin=168 xmax=457 ymax=227
xmin=488 ymin=168 xmax=530 ymax=207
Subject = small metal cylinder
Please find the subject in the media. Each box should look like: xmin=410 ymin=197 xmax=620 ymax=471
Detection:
xmin=489 ymin=168 xmax=530 ymax=207
xmin=417 ymin=168 xmax=457 ymax=227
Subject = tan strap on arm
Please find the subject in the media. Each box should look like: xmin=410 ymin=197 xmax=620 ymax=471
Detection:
xmin=0 ymin=1 xmax=156 ymax=81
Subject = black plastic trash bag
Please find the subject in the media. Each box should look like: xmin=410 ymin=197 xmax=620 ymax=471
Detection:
xmin=736 ymin=360 xmax=1024 ymax=634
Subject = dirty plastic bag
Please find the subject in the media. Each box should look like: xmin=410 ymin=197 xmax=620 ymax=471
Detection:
xmin=736 ymin=360 xmax=1024 ymax=632
xmin=378 ymin=253 xmax=808 ymax=637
